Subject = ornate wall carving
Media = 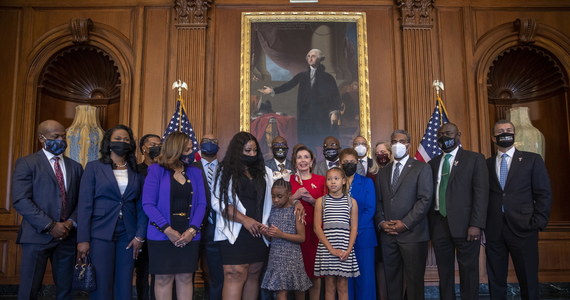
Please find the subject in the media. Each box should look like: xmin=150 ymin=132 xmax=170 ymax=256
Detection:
xmin=514 ymin=18 xmax=537 ymax=44
xmin=174 ymin=0 xmax=213 ymax=28
xmin=69 ymin=18 xmax=94 ymax=44
xmin=397 ymin=0 xmax=434 ymax=28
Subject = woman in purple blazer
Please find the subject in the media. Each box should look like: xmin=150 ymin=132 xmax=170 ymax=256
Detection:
xmin=142 ymin=132 xmax=207 ymax=300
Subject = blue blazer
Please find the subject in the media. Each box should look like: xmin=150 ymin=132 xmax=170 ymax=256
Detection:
xmin=12 ymin=150 xmax=83 ymax=244
xmin=350 ymin=174 xmax=378 ymax=248
xmin=142 ymin=164 xmax=207 ymax=241
xmin=77 ymin=160 xmax=147 ymax=242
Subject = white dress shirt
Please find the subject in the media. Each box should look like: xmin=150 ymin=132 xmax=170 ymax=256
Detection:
xmin=495 ymin=147 xmax=516 ymax=180
xmin=392 ymin=154 xmax=410 ymax=182
xmin=42 ymin=148 xmax=67 ymax=189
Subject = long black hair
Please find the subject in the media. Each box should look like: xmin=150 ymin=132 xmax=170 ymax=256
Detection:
xmin=100 ymin=124 xmax=137 ymax=170
xmin=214 ymin=132 xmax=266 ymax=227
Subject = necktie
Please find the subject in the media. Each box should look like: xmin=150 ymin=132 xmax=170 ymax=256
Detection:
xmin=392 ymin=162 xmax=401 ymax=189
xmin=328 ymin=161 xmax=338 ymax=168
xmin=206 ymin=162 xmax=215 ymax=190
xmin=53 ymin=157 xmax=67 ymax=220
xmin=438 ymin=154 xmax=452 ymax=217
xmin=278 ymin=163 xmax=285 ymax=173
xmin=206 ymin=162 xmax=216 ymax=224
xmin=499 ymin=153 xmax=509 ymax=190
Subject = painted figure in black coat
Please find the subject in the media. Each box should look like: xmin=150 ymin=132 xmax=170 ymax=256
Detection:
xmin=259 ymin=49 xmax=341 ymax=150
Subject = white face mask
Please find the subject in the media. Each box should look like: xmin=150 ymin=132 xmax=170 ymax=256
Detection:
xmin=354 ymin=145 xmax=367 ymax=157
xmin=391 ymin=142 xmax=408 ymax=159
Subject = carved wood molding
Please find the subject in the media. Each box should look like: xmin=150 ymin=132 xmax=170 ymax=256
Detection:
xmin=174 ymin=0 xmax=213 ymax=28
xmin=514 ymin=18 xmax=537 ymax=44
xmin=397 ymin=0 xmax=434 ymax=28
xmin=69 ymin=18 xmax=94 ymax=44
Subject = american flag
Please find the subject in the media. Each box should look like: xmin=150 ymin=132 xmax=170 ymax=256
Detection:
xmin=162 ymin=99 xmax=199 ymax=153
xmin=414 ymin=97 xmax=450 ymax=162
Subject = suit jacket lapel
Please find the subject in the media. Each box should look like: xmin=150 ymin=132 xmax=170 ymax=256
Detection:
xmin=487 ymin=155 xmax=501 ymax=189
xmin=63 ymin=157 xmax=74 ymax=192
xmin=448 ymin=148 xmax=462 ymax=185
xmin=102 ymin=163 xmax=122 ymax=197
xmin=37 ymin=151 xmax=59 ymax=186
xmin=505 ymin=149 xmax=522 ymax=189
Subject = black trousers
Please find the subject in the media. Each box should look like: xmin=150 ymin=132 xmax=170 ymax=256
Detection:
xmin=18 ymin=237 xmax=76 ymax=300
xmin=202 ymin=221 xmax=224 ymax=300
xmin=430 ymin=212 xmax=481 ymax=300
xmin=382 ymin=235 xmax=428 ymax=300
xmin=485 ymin=219 xmax=539 ymax=300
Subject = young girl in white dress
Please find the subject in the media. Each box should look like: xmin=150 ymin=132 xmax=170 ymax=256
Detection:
xmin=313 ymin=167 xmax=360 ymax=300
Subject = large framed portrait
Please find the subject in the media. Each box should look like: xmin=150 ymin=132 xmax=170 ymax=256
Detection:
xmin=240 ymin=12 xmax=370 ymax=159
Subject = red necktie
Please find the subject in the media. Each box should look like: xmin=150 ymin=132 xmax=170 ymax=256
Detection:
xmin=53 ymin=157 xmax=67 ymax=220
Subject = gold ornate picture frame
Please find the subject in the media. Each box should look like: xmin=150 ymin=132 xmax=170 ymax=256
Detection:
xmin=240 ymin=12 xmax=370 ymax=157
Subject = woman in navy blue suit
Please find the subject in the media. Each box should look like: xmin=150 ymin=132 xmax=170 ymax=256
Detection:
xmin=77 ymin=124 xmax=148 ymax=300
xmin=340 ymin=148 xmax=378 ymax=300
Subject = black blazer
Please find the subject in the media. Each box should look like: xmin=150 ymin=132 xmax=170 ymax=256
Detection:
xmin=428 ymin=148 xmax=489 ymax=238
xmin=77 ymin=160 xmax=147 ymax=242
xmin=485 ymin=149 xmax=551 ymax=240
xmin=12 ymin=151 xmax=83 ymax=244
xmin=375 ymin=157 xmax=433 ymax=243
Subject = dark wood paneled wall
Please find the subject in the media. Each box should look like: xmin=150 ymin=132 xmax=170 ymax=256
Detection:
xmin=0 ymin=0 xmax=569 ymax=285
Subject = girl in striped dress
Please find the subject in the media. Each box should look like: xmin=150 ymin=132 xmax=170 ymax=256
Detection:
xmin=313 ymin=167 xmax=360 ymax=300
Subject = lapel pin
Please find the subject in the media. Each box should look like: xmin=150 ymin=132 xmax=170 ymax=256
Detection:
xmin=311 ymin=183 xmax=317 ymax=189
xmin=454 ymin=160 xmax=459 ymax=166
xmin=519 ymin=157 xmax=523 ymax=162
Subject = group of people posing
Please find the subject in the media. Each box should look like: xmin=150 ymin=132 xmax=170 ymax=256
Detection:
xmin=13 ymin=119 xmax=551 ymax=300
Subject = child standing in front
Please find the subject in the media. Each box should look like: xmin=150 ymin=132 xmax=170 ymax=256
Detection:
xmin=314 ymin=167 xmax=360 ymax=300
xmin=261 ymin=179 xmax=312 ymax=300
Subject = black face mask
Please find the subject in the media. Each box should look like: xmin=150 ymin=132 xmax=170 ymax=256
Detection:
xmin=148 ymin=146 xmax=161 ymax=160
xmin=272 ymin=147 xmax=288 ymax=160
xmin=342 ymin=162 xmax=358 ymax=177
xmin=241 ymin=154 xmax=258 ymax=166
xmin=376 ymin=153 xmax=390 ymax=167
xmin=110 ymin=141 xmax=133 ymax=157
xmin=437 ymin=136 xmax=457 ymax=153
xmin=495 ymin=132 xmax=515 ymax=148
xmin=323 ymin=148 xmax=339 ymax=161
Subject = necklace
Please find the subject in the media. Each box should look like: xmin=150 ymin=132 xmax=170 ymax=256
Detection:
xmin=115 ymin=161 xmax=127 ymax=168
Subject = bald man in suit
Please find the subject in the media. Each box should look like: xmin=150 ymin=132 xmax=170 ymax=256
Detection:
xmin=12 ymin=120 xmax=83 ymax=300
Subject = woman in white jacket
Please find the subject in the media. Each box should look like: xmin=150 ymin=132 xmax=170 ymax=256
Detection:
xmin=211 ymin=132 xmax=273 ymax=300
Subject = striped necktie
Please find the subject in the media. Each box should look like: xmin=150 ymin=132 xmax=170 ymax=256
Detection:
xmin=207 ymin=162 xmax=215 ymax=190
xmin=53 ymin=157 xmax=67 ymax=220
xmin=392 ymin=162 xmax=401 ymax=190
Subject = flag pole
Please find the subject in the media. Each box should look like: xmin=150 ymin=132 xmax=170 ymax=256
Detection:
xmin=432 ymin=80 xmax=449 ymax=126
xmin=172 ymin=80 xmax=189 ymax=132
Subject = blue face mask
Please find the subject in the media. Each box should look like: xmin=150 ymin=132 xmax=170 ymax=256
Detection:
xmin=180 ymin=152 xmax=195 ymax=165
xmin=42 ymin=136 xmax=67 ymax=155
xmin=201 ymin=142 xmax=219 ymax=156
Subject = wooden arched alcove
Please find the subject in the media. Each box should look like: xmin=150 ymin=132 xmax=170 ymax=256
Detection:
xmin=16 ymin=19 xmax=135 ymax=156
xmin=473 ymin=18 xmax=570 ymax=282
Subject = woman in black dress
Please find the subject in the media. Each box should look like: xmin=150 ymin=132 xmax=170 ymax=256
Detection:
xmin=211 ymin=132 xmax=274 ymax=300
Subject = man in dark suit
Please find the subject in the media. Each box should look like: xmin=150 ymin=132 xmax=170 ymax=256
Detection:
xmin=194 ymin=133 xmax=224 ymax=300
xmin=353 ymin=135 xmax=376 ymax=176
xmin=428 ymin=123 xmax=489 ymax=300
xmin=259 ymin=49 xmax=341 ymax=150
xmin=264 ymin=136 xmax=292 ymax=176
xmin=375 ymin=129 xmax=433 ymax=300
xmin=314 ymin=136 xmax=341 ymax=176
xmin=12 ymin=120 xmax=83 ymax=300
xmin=485 ymin=120 xmax=551 ymax=300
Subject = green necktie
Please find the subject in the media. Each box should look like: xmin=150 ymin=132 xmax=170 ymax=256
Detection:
xmin=438 ymin=153 xmax=452 ymax=217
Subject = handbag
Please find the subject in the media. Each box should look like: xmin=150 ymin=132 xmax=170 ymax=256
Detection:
xmin=72 ymin=256 xmax=97 ymax=292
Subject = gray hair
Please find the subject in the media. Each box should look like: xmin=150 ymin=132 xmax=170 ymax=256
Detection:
xmin=391 ymin=130 xmax=411 ymax=143
xmin=308 ymin=49 xmax=325 ymax=61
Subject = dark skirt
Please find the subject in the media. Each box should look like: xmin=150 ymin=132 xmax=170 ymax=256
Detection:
xmin=148 ymin=240 xmax=200 ymax=274
xmin=219 ymin=227 xmax=268 ymax=265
